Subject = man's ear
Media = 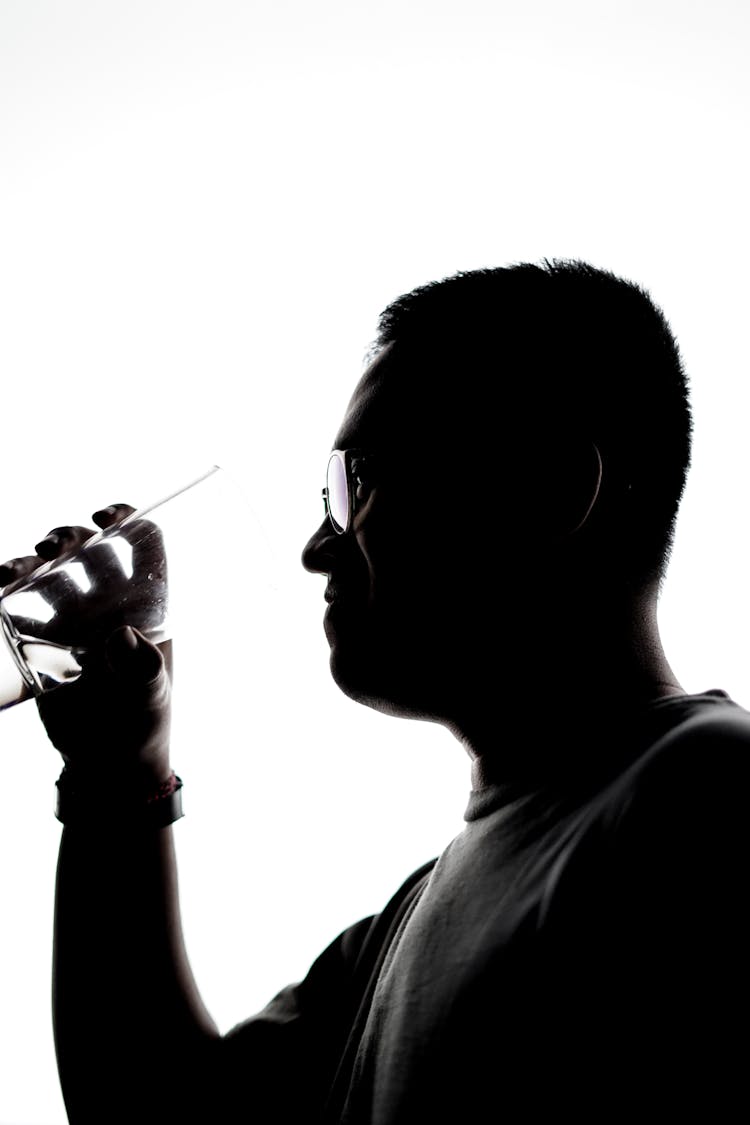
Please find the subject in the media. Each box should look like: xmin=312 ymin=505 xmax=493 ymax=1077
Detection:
xmin=568 ymin=441 xmax=602 ymax=535
xmin=540 ymin=438 xmax=603 ymax=538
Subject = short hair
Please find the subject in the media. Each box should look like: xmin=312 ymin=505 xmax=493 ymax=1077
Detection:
xmin=373 ymin=259 xmax=693 ymax=591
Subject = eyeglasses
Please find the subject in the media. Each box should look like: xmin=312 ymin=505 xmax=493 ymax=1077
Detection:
xmin=322 ymin=449 xmax=371 ymax=534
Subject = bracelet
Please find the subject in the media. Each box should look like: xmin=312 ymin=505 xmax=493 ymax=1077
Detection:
xmin=55 ymin=767 xmax=184 ymax=829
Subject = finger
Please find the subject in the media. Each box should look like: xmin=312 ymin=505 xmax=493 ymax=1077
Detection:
xmin=1 ymin=613 xmax=57 ymax=641
xmin=29 ymin=570 xmax=88 ymax=620
xmin=91 ymin=504 xmax=162 ymax=582
xmin=92 ymin=503 xmax=137 ymax=530
xmin=34 ymin=525 xmax=99 ymax=561
xmin=121 ymin=519 xmax=167 ymax=586
xmin=34 ymin=525 xmax=113 ymax=592
xmin=99 ymin=516 xmax=168 ymax=595
xmin=80 ymin=517 xmax=167 ymax=599
xmin=0 ymin=553 xmax=83 ymax=622
xmin=4 ymin=564 xmax=84 ymax=617
xmin=0 ymin=554 xmax=46 ymax=589
xmin=90 ymin=505 xmax=145 ymax=588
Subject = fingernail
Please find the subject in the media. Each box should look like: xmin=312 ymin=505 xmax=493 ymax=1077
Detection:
xmin=35 ymin=534 xmax=60 ymax=559
xmin=106 ymin=626 xmax=163 ymax=684
xmin=105 ymin=625 xmax=139 ymax=671
xmin=92 ymin=507 xmax=116 ymax=526
xmin=120 ymin=625 xmax=139 ymax=650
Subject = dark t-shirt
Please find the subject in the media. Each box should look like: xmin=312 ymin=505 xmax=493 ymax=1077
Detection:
xmin=221 ymin=691 xmax=750 ymax=1121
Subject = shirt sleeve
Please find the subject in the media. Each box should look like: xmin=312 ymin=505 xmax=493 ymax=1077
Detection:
xmin=214 ymin=859 xmax=437 ymax=1122
xmin=215 ymin=914 xmax=376 ymax=1121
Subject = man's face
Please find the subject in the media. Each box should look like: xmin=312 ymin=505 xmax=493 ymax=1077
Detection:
xmin=301 ymin=345 xmax=510 ymax=725
xmin=302 ymin=339 xmax=613 ymax=736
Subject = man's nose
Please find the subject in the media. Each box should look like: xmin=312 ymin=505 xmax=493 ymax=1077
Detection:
xmin=301 ymin=517 xmax=338 ymax=575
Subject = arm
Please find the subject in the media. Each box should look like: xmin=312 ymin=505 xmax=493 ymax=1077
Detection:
xmin=4 ymin=506 xmax=393 ymax=1123
xmin=53 ymin=814 xmax=221 ymax=1123
xmin=46 ymin=627 xmax=224 ymax=1124
xmin=1 ymin=511 xmax=223 ymax=1122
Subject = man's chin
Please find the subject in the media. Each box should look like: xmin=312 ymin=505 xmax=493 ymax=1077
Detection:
xmin=328 ymin=643 xmax=376 ymax=706
xmin=328 ymin=642 xmax=447 ymax=723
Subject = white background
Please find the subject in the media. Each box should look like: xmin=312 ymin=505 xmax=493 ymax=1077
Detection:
xmin=1 ymin=1 xmax=749 ymax=1121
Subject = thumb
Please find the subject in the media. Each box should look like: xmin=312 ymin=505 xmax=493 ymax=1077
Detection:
xmin=105 ymin=626 xmax=164 ymax=684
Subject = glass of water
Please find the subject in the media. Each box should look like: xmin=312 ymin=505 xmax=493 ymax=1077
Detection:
xmin=0 ymin=466 xmax=272 ymax=711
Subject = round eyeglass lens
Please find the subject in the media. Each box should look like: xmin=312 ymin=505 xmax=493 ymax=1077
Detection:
xmin=326 ymin=452 xmax=349 ymax=532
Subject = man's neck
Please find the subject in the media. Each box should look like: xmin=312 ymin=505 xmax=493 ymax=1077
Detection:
xmin=459 ymin=606 xmax=685 ymax=792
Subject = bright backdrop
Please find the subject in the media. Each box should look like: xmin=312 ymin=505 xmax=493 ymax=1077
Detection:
xmin=1 ymin=2 xmax=749 ymax=1121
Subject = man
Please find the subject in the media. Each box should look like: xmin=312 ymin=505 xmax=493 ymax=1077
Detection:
xmin=4 ymin=260 xmax=747 ymax=1121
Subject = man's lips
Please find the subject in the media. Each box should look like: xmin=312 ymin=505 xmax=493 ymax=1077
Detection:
xmin=324 ymin=581 xmax=362 ymax=613
xmin=323 ymin=584 xmax=349 ymax=634
xmin=325 ymin=580 xmax=349 ymax=604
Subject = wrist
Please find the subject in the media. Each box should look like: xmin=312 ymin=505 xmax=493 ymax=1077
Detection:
xmin=59 ymin=749 xmax=172 ymax=788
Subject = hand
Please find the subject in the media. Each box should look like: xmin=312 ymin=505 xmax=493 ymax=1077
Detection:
xmin=0 ymin=504 xmax=172 ymax=781
xmin=0 ymin=503 xmax=169 ymax=649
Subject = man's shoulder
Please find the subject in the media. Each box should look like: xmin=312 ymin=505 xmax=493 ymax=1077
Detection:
xmin=612 ymin=689 xmax=750 ymax=811
xmin=642 ymin=687 xmax=750 ymax=748
xmin=543 ymin=690 xmax=750 ymax=923
xmin=515 ymin=694 xmax=750 ymax=1120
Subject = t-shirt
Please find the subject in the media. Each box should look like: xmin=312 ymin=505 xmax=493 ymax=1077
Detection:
xmin=221 ymin=690 xmax=750 ymax=1122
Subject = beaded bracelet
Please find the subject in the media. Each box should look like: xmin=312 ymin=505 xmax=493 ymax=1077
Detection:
xmin=55 ymin=767 xmax=184 ymax=828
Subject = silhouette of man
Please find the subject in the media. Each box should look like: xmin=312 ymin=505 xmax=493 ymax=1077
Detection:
xmin=3 ymin=260 xmax=747 ymax=1122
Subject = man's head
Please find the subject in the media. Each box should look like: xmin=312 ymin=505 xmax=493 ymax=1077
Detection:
xmin=302 ymin=260 xmax=692 ymax=732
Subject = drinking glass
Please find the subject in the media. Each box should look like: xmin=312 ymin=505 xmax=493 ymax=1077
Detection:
xmin=0 ymin=466 xmax=272 ymax=710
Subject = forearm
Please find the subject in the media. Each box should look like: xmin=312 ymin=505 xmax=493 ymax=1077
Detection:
xmin=53 ymin=822 xmax=221 ymax=1123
